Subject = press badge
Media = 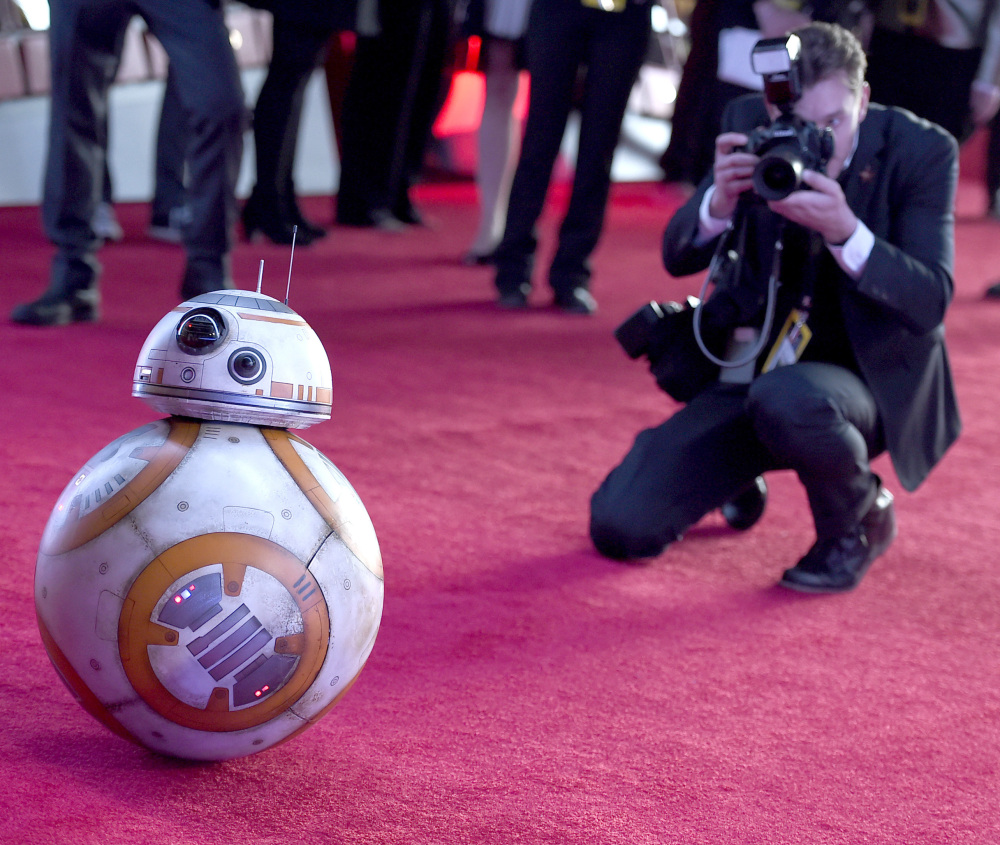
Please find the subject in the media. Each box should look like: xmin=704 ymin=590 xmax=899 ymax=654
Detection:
xmin=581 ymin=0 xmax=627 ymax=10
xmin=762 ymin=308 xmax=812 ymax=372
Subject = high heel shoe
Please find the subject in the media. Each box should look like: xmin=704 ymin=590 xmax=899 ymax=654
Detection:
xmin=241 ymin=197 xmax=316 ymax=246
xmin=288 ymin=201 xmax=327 ymax=242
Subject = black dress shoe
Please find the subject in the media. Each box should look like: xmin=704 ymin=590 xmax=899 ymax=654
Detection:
xmin=985 ymin=281 xmax=1000 ymax=299
xmin=780 ymin=482 xmax=897 ymax=594
xmin=242 ymin=199 xmax=316 ymax=246
xmin=393 ymin=198 xmax=424 ymax=226
xmin=497 ymin=284 xmax=530 ymax=310
xmin=554 ymin=287 xmax=597 ymax=315
xmin=721 ymin=476 xmax=768 ymax=531
xmin=287 ymin=200 xmax=327 ymax=241
xmin=291 ymin=214 xmax=327 ymax=242
xmin=11 ymin=290 xmax=100 ymax=326
xmin=463 ymin=250 xmax=496 ymax=266
xmin=336 ymin=206 xmax=406 ymax=231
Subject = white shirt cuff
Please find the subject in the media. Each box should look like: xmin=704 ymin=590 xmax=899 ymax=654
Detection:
xmin=696 ymin=185 xmax=733 ymax=244
xmin=826 ymin=220 xmax=874 ymax=279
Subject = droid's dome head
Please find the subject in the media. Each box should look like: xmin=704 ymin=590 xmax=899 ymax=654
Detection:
xmin=133 ymin=291 xmax=332 ymax=429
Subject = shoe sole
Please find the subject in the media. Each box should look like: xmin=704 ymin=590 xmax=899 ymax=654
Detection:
xmin=11 ymin=304 xmax=99 ymax=326
xmin=497 ymin=298 xmax=528 ymax=310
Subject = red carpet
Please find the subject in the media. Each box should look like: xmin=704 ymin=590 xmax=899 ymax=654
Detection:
xmin=1 ymin=180 xmax=998 ymax=843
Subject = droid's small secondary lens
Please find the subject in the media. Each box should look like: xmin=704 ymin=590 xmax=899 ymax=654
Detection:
xmin=228 ymin=348 xmax=266 ymax=385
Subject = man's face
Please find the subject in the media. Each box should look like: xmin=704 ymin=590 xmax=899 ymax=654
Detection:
xmin=766 ymin=71 xmax=870 ymax=179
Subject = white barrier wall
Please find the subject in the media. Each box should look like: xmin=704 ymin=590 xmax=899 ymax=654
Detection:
xmin=0 ymin=9 xmax=676 ymax=207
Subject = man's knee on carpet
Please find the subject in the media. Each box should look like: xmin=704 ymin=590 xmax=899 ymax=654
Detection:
xmin=589 ymin=487 xmax=679 ymax=560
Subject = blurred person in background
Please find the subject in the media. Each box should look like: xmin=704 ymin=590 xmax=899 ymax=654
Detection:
xmin=335 ymin=0 xmax=455 ymax=230
xmin=11 ymin=0 xmax=245 ymax=326
xmin=240 ymin=0 xmax=359 ymax=245
xmin=491 ymin=0 xmax=653 ymax=314
xmin=459 ymin=0 xmax=533 ymax=265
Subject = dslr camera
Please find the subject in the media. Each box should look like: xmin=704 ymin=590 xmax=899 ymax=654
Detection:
xmin=614 ymin=297 xmax=727 ymax=403
xmin=740 ymin=34 xmax=834 ymax=201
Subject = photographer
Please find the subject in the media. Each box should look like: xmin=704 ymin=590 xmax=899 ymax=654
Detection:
xmin=589 ymin=22 xmax=961 ymax=593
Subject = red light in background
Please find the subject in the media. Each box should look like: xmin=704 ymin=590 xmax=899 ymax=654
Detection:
xmin=432 ymin=70 xmax=530 ymax=139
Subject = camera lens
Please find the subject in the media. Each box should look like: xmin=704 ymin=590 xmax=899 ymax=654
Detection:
xmin=753 ymin=148 xmax=803 ymax=201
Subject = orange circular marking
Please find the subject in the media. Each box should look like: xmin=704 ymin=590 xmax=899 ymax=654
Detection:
xmin=36 ymin=614 xmax=140 ymax=747
xmin=118 ymin=533 xmax=330 ymax=732
xmin=41 ymin=418 xmax=200 ymax=556
xmin=261 ymin=427 xmax=384 ymax=579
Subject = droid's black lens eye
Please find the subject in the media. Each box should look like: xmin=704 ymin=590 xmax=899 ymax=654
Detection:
xmin=228 ymin=347 xmax=266 ymax=385
xmin=176 ymin=308 xmax=227 ymax=354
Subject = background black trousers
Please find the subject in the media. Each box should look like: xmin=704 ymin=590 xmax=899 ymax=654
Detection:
xmin=335 ymin=0 xmax=452 ymax=224
xmin=150 ymin=64 xmax=188 ymax=225
xmin=590 ymin=363 xmax=886 ymax=560
xmin=43 ymin=0 xmax=244 ymax=292
xmin=248 ymin=16 xmax=334 ymax=217
xmin=493 ymin=0 xmax=651 ymax=296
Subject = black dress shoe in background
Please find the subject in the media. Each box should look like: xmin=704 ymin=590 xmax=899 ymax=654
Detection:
xmin=337 ymin=207 xmax=406 ymax=232
xmin=984 ymin=281 xmax=1000 ymax=299
xmin=497 ymin=284 xmax=530 ymax=310
xmin=242 ymin=198 xmax=316 ymax=246
xmin=462 ymin=249 xmax=496 ymax=266
xmin=370 ymin=208 xmax=407 ymax=231
xmin=779 ymin=481 xmax=897 ymax=594
xmin=393 ymin=202 xmax=424 ymax=227
xmin=721 ymin=476 xmax=768 ymax=531
xmin=554 ymin=287 xmax=597 ymax=315
xmin=286 ymin=199 xmax=327 ymax=241
xmin=291 ymin=213 xmax=327 ymax=242
xmin=11 ymin=289 xmax=100 ymax=326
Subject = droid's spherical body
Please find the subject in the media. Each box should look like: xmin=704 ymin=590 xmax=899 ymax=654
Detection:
xmin=35 ymin=289 xmax=382 ymax=761
xmin=35 ymin=418 xmax=383 ymax=760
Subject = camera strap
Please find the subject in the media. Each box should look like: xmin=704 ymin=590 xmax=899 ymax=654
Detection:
xmin=693 ymin=207 xmax=782 ymax=370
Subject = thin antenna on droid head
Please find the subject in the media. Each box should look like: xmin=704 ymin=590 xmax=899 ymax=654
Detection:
xmin=257 ymin=260 xmax=264 ymax=294
xmin=285 ymin=225 xmax=298 ymax=306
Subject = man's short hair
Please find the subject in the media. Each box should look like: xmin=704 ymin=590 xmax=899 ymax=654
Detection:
xmin=795 ymin=22 xmax=867 ymax=93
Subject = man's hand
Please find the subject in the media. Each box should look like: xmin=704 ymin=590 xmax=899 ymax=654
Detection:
xmin=708 ymin=132 xmax=757 ymax=220
xmin=767 ymin=169 xmax=858 ymax=244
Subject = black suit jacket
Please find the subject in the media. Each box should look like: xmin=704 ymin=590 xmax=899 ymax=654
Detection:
xmin=662 ymin=95 xmax=961 ymax=492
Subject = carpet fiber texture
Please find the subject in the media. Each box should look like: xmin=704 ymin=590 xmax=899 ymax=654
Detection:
xmin=1 ymin=180 xmax=998 ymax=844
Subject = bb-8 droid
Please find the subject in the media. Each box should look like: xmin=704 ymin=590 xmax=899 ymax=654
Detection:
xmin=34 ymin=289 xmax=383 ymax=761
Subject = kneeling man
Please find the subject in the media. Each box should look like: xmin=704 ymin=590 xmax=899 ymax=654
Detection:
xmin=590 ymin=23 xmax=961 ymax=593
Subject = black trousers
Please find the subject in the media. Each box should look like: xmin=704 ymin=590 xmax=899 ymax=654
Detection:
xmin=247 ymin=16 xmax=334 ymax=217
xmin=43 ymin=0 xmax=244 ymax=292
xmin=590 ymin=363 xmax=886 ymax=560
xmin=493 ymin=0 xmax=651 ymax=297
xmin=151 ymin=63 xmax=188 ymax=223
xmin=335 ymin=0 xmax=452 ymax=223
